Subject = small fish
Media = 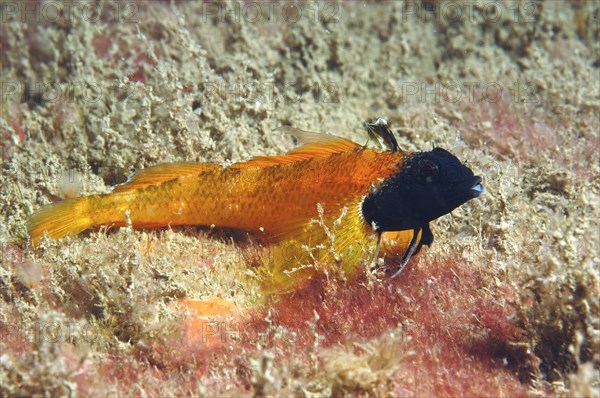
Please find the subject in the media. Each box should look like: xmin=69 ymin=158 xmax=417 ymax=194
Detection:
xmin=27 ymin=119 xmax=483 ymax=292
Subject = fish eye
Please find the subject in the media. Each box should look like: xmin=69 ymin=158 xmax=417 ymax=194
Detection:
xmin=417 ymin=159 xmax=438 ymax=183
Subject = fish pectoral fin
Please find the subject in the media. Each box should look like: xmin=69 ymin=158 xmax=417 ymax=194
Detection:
xmin=260 ymin=199 xmax=375 ymax=293
xmin=112 ymin=162 xmax=221 ymax=193
xmin=231 ymin=127 xmax=360 ymax=169
xmin=370 ymin=232 xmax=383 ymax=270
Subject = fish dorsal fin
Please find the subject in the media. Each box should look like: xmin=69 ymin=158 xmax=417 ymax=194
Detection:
xmin=112 ymin=162 xmax=221 ymax=193
xmin=283 ymin=127 xmax=360 ymax=154
xmin=231 ymin=127 xmax=360 ymax=169
xmin=365 ymin=118 xmax=399 ymax=153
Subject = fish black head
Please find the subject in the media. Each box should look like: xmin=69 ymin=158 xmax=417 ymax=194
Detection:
xmin=362 ymin=147 xmax=483 ymax=233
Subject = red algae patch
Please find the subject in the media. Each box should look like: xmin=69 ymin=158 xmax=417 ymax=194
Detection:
xmin=457 ymin=84 xmax=599 ymax=179
xmin=238 ymin=255 xmax=534 ymax=396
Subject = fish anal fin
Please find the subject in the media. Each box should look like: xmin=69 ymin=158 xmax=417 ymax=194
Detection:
xmin=112 ymin=162 xmax=221 ymax=193
xmin=231 ymin=127 xmax=360 ymax=169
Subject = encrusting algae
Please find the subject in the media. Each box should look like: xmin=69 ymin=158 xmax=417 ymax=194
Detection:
xmin=27 ymin=119 xmax=483 ymax=293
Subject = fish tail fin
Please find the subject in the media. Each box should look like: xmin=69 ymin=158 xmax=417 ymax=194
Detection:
xmin=27 ymin=197 xmax=92 ymax=246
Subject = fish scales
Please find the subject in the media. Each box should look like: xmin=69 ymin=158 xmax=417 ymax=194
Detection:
xmin=73 ymin=150 xmax=402 ymax=239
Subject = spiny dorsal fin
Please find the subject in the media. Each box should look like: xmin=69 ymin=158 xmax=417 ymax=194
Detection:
xmin=112 ymin=162 xmax=222 ymax=193
xmin=365 ymin=118 xmax=399 ymax=153
xmin=231 ymin=127 xmax=360 ymax=169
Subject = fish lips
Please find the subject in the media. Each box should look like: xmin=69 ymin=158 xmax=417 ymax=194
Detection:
xmin=440 ymin=175 xmax=483 ymax=217
xmin=407 ymin=175 xmax=484 ymax=225
xmin=470 ymin=176 xmax=483 ymax=198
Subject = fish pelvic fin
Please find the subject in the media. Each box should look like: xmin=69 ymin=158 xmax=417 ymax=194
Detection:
xmin=231 ymin=127 xmax=360 ymax=169
xmin=27 ymin=196 xmax=92 ymax=247
xmin=113 ymin=162 xmax=221 ymax=193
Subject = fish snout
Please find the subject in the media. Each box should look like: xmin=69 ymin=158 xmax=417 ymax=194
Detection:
xmin=470 ymin=176 xmax=483 ymax=198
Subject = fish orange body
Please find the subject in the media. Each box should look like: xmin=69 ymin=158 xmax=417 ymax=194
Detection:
xmin=27 ymin=121 xmax=483 ymax=292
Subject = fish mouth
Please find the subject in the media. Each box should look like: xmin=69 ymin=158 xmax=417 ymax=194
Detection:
xmin=470 ymin=176 xmax=483 ymax=198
